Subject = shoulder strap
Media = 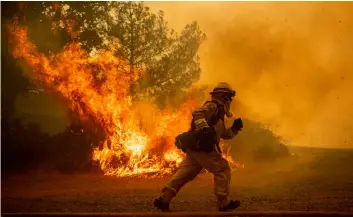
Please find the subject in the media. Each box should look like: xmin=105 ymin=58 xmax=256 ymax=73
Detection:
xmin=207 ymin=100 xmax=224 ymax=126
xmin=190 ymin=100 xmax=225 ymax=131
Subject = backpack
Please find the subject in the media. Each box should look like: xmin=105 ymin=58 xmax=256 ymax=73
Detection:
xmin=175 ymin=101 xmax=224 ymax=153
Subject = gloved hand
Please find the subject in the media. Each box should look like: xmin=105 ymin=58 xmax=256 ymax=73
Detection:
xmin=231 ymin=118 xmax=243 ymax=133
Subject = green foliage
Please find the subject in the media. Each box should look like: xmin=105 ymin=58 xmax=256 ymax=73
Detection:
xmin=137 ymin=21 xmax=205 ymax=104
xmin=19 ymin=2 xmax=206 ymax=104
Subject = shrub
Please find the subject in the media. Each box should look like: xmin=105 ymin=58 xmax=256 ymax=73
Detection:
xmin=226 ymin=119 xmax=290 ymax=163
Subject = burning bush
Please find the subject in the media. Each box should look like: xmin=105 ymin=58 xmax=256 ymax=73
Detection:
xmin=6 ymin=17 xmax=202 ymax=177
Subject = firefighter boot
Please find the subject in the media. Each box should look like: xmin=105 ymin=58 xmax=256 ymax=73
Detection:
xmin=219 ymin=200 xmax=241 ymax=212
xmin=154 ymin=187 xmax=175 ymax=212
xmin=153 ymin=197 xmax=170 ymax=212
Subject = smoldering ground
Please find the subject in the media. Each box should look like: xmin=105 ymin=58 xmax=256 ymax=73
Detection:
xmin=148 ymin=2 xmax=353 ymax=149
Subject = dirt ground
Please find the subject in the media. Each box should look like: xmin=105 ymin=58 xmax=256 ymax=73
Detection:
xmin=2 ymin=146 xmax=353 ymax=213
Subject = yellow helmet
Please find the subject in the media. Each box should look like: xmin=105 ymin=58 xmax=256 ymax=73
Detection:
xmin=210 ymin=82 xmax=236 ymax=97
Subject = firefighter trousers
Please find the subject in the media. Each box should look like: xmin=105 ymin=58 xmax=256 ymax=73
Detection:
xmin=160 ymin=148 xmax=231 ymax=208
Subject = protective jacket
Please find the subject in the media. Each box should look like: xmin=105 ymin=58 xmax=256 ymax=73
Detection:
xmin=190 ymin=100 xmax=238 ymax=152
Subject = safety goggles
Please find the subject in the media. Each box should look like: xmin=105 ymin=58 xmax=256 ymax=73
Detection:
xmin=222 ymin=93 xmax=234 ymax=102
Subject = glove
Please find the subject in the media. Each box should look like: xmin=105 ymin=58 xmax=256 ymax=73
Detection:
xmin=231 ymin=118 xmax=243 ymax=133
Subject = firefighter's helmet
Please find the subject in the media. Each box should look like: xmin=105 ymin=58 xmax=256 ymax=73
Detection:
xmin=210 ymin=82 xmax=236 ymax=97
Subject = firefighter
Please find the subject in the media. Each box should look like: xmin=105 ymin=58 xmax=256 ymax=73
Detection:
xmin=154 ymin=82 xmax=244 ymax=212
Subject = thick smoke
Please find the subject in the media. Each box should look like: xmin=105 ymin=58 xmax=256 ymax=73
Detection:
xmin=148 ymin=2 xmax=353 ymax=148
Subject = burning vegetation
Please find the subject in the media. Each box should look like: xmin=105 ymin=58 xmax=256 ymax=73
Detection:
xmin=9 ymin=22 xmax=180 ymax=177
xmin=7 ymin=17 xmax=242 ymax=177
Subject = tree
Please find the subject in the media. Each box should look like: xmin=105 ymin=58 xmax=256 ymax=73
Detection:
xmin=16 ymin=2 xmax=206 ymax=105
xmin=1 ymin=2 xmax=31 ymax=118
xmin=106 ymin=2 xmax=205 ymax=104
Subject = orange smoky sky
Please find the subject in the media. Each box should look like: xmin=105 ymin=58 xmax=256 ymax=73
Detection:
xmin=147 ymin=2 xmax=353 ymax=148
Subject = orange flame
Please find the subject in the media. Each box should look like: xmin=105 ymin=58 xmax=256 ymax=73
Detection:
xmin=8 ymin=22 xmax=242 ymax=177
